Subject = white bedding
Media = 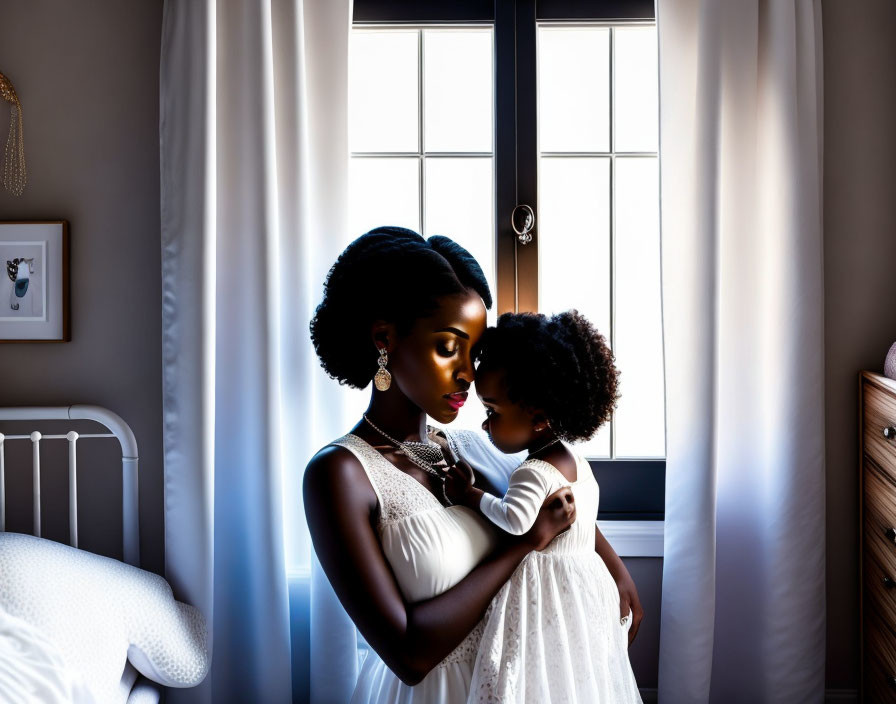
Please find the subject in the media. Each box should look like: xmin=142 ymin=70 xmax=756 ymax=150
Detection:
xmin=0 ymin=606 xmax=96 ymax=703
xmin=0 ymin=533 xmax=208 ymax=703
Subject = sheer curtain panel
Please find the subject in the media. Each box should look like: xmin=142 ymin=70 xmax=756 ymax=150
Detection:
xmin=657 ymin=1 xmax=825 ymax=702
xmin=160 ymin=1 xmax=352 ymax=701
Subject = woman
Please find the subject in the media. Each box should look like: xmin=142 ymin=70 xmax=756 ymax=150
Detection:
xmin=304 ymin=226 xmax=576 ymax=702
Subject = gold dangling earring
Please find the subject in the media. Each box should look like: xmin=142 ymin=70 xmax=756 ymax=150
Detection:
xmin=374 ymin=346 xmax=392 ymax=391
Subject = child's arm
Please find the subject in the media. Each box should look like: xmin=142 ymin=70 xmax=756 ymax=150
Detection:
xmin=595 ymin=524 xmax=644 ymax=644
xmin=594 ymin=523 xmax=627 ymax=580
xmin=452 ymin=463 xmax=551 ymax=535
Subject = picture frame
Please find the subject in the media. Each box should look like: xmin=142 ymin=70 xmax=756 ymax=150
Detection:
xmin=0 ymin=221 xmax=70 ymax=342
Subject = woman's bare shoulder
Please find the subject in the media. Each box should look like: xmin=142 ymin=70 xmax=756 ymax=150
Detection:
xmin=304 ymin=442 xmax=376 ymax=507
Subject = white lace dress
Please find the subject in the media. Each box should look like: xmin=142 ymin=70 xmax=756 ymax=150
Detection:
xmin=329 ymin=429 xmax=519 ymax=704
xmin=469 ymin=445 xmax=643 ymax=704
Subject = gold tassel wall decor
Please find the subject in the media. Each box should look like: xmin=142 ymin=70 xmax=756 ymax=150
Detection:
xmin=0 ymin=71 xmax=26 ymax=196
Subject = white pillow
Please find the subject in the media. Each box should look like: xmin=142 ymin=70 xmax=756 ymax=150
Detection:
xmin=0 ymin=533 xmax=209 ymax=703
xmin=126 ymin=677 xmax=162 ymax=704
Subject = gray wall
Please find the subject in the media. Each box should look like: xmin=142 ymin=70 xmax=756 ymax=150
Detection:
xmin=0 ymin=0 xmax=165 ymax=575
xmin=823 ymin=0 xmax=896 ymax=692
xmin=621 ymin=557 xmax=662 ymax=692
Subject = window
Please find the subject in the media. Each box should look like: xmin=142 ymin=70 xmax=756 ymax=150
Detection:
xmin=350 ymin=0 xmax=664 ymax=519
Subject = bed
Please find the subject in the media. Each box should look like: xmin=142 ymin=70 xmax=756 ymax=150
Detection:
xmin=0 ymin=405 xmax=209 ymax=703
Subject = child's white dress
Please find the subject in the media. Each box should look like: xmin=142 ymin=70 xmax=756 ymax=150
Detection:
xmin=470 ymin=443 xmax=643 ymax=704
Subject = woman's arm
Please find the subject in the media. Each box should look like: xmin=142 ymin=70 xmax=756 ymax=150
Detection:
xmin=594 ymin=524 xmax=644 ymax=645
xmin=305 ymin=446 xmax=575 ymax=685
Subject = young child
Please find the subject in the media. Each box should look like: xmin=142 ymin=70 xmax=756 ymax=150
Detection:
xmin=445 ymin=310 xmax=643 ymax=704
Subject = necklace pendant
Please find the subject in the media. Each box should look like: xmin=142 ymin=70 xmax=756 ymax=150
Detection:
xmin=363 ymin=413 xmax=447 ymax=478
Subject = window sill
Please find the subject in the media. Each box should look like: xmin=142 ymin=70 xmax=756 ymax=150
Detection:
xmin=597 ymin=520 xmax=664 ymax=557
xmin=289 ymin=519 xmax=665 ymax=582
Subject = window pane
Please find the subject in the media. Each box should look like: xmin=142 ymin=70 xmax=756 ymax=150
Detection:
xmin=349 ymin=158 xmax=420 ymax=236
xmin=423 ymin=29 xmax=493 ymax=153
xmin=614 ymin=158 xmax=664 ymax=457
xmin=350 ymin=30 xmax=419 ymax=152
xmin=578 ymin=412 xmax=611 ymax=458
xmin=538 ymin=27 xmax=610 ymax=153
xmin=538 ymin=158 xmax=610 ymax=329
xmin=538 ymin=157 xmax=611 ymax=458
xmin=424 ymin=157 xmax=496 ymax=318
xmin=614 ymin=26 xmax=658 ymax=152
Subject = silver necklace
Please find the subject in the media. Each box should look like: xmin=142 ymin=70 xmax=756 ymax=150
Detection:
xmin=527 ymin=436 xmax=561 ymax=458
xmin=362 ymin=415 xmax=451 ymax=504
xmin=363 ymin=415 xmax=444 ymax=466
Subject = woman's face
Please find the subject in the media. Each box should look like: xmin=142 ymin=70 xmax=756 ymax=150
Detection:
xmin=387 ymin=290 xmax=487 ymax=424
xmin=475 ymin=366 xmax=540 ymax=453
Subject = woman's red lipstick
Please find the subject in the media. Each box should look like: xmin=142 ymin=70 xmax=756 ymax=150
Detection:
xmin=444 ymin=392 xmax=468 ymax=410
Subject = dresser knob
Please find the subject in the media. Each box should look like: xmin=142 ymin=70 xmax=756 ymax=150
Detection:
xmin=889 ymin=675 xmax=896 ymax=689
xmin=885 ymin=576 xmax=896 ymax=589
xmin=886 ymin=527 xmax=896 ymax=543
xmin=885 ymin=426 xmax=896 ymax=440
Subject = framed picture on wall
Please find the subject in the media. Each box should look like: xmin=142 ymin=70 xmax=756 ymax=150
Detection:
xmin=0 ymin=221 xmax=70 ymax=342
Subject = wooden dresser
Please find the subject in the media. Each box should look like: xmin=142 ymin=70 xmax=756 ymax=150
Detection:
xmin=860 ymin=371 xmax=896 ymax=702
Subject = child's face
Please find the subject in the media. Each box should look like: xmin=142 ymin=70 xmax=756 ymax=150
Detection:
xmin=474 ymin=366 xmax=541 ymax=454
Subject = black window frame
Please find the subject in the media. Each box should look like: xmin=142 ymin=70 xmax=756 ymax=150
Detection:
xmin=352 ymin=0 xmax=664 ymax=520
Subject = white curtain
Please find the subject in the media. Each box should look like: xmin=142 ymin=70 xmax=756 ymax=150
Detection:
xmin=657 ymin=1 xmax=825 ymax=702
xmin=160 ymin=1 xmax=352 ymax=702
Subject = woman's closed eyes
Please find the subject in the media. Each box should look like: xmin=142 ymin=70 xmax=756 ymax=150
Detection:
xmin=437 ymin=341 xmax=459 ymax=357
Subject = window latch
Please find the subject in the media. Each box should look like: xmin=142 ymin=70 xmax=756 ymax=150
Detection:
xmin=511 ymin=204 xmax=536 ymax=245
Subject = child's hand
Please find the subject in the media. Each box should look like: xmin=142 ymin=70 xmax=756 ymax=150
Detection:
xmin=615 ymin=573 xmax=644 ymax=646
xmin=428 ymin=427 xmax=459 ymax=465
xmin=444 ymin=459 xmax=476 ymax=505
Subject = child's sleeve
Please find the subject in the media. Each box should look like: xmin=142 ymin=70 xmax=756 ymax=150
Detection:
xmin=478 ymin=463 xmax=552 ymax=535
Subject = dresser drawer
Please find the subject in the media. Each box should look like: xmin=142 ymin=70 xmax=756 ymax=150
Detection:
xmin=864 ymin=379 xmax=896 ymax=475
xmin=864 ymin=459 xmax=896 ymax=553
xmin=864 ymin=520 xmax=896 ymax=626
xmin=864 ymin=617 xmax=896 ymax=702
xmin=864 ymin=654 xmax=896 ymax=702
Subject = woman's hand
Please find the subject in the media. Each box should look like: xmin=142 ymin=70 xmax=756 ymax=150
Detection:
xmin=523 ymin=488 xmax=576 ymax=551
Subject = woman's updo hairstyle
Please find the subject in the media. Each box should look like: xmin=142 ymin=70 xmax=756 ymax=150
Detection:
xmin=475 ymin=310 xmax=620 ymax=443
xmin=310 ymin=226 xmax=492 ymax=389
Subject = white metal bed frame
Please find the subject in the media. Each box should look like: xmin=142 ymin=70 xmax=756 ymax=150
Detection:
xmin=0 ymin=405 xmax=140 ymax=566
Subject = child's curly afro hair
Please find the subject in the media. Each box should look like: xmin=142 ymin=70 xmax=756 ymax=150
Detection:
xmin=310 ymin=226 xmax=492 ymax=389
xmin=475 ymin=310 xmax=619 ymax=443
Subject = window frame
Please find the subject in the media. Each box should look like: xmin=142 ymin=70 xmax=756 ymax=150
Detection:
xmin=352 ymin=0 xmax=664 ymax=520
